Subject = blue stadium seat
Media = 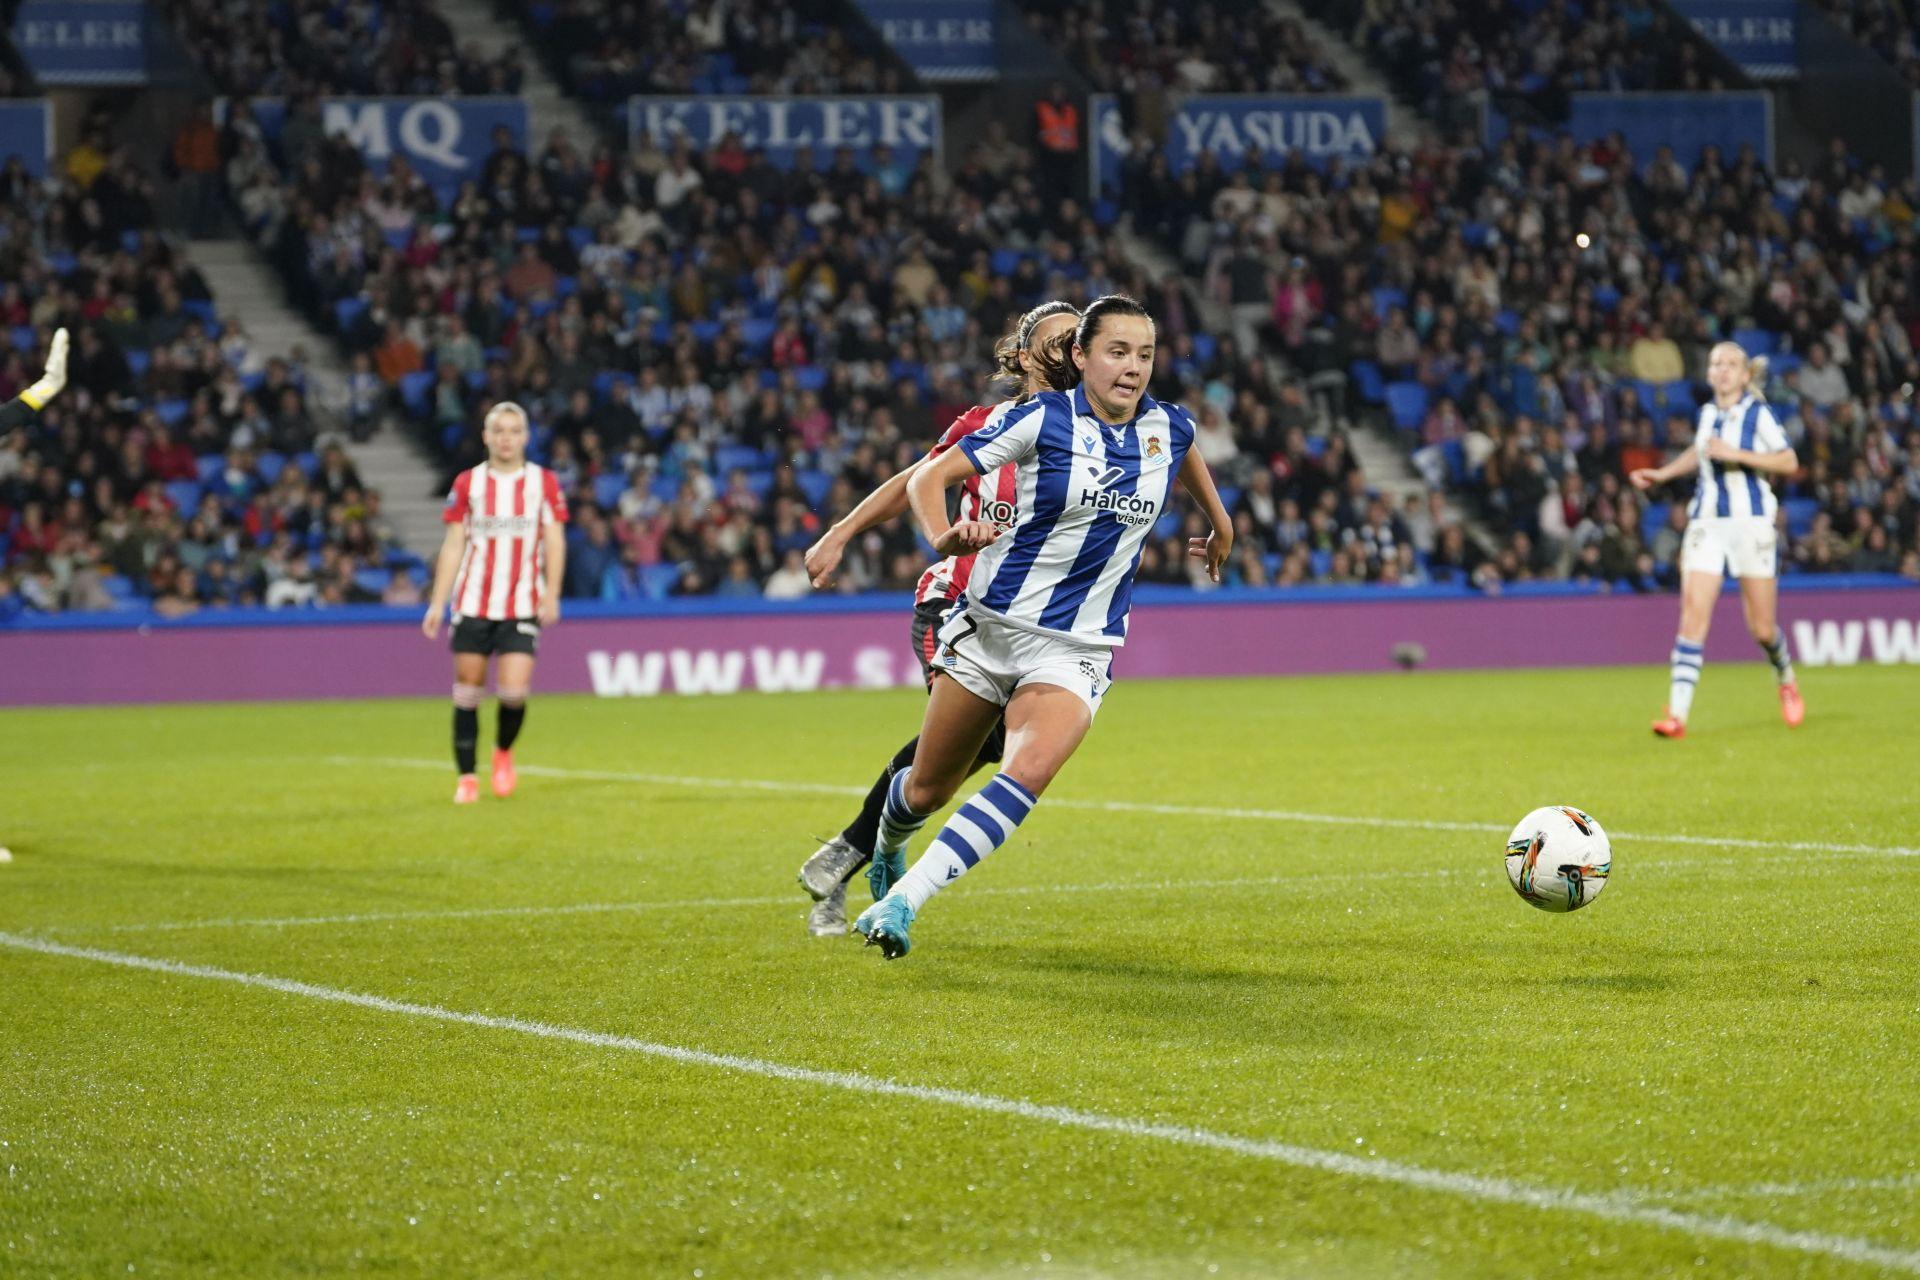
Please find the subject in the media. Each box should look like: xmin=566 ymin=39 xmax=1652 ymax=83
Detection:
xmin=1732 ymin=327 xmax=1776 ymax=357
xmin=1441 ymin=438 xmax=1467 ymax=484
xmin=795 ymin=469 xmax=833 ymax=508
xmin=1494 ymin=309 xmax=1520 ymax=336
xmin=240 ymin=371 xmax=266 ymax=394
xmin=165 ymin=480 xmax=202 ymax=512
xmin=255 ymin=451 xmax=287 ymax=484
xmin=1350 ymin=359 xmax=1385 ymax=404
xmin=690 ymin=320 xmax=722 ymax=344
xmin=741 ymin=469 xmax=775 ymax=499
xmin=991 ymin=248 xmax=1024 ymax=276
xmin=1631 ymin=380 xmax=1662 ymax=421
xmin=738 ymin=318 xmax=777 ymax=352
xmin=45 ymin=252 xmax=76 ymax=275
xmin=1092 ymin=199 xmax=1119 ymax=227
xmin=1370 ymin=287 xmax=1406 ymax=319
xmin=101 ymin=574 xmax=137 ymax=602
xmin=155 ymin=399 xmax=190 ymax=427
xmin=1641 ymin=501 xmax=1670 ymax=543
xmin=792 ymin=365 xmax=828 ymax=393
xmin=1661 ymin=380 xmax=1695 ymax=415
xmin=592 ymin=473 xmax=627 ymax=509
xmin=715 ymin=445 xmax=768 ymax=475
xmin=1385 ymin=381 xmax=1428 ymax=431
xmin=399 ymin=370 xmax=435 ymax=416
xmin=1190 ymin=333 xmax=1217 ymax=365
xmin=382 ymin=228 xmax=411 ymax=251
xmin=554 ymin=275 xmax=578 ymax=299
xmin=354 ymin=568 xmax=392 ymax=594
xmin=1215 ymin=486 xmax=1241 ymax=512
xmin=333 ymin=297 xmax=369 ymax=334
xmin=641 ymin=563 xmax=682 ymax=600
xmin=567 ymin=226 xmax=593 ymax=251
xmin=1782 ymin=497 xmax=1819 ymax=538
xmin=1769 ymin=353 xmax=1802 ymax=376
xmin=125 ymin=349 xmax=151 ymax=378
xmin=293 ymin=451 xmax=319 ymax=479
xmin=180 ymin=299 xmax=218 ymax=326
xmin=1593 ymin=284 xmax=1622 ymax=312
xmin=650 ymin=474 xmax=683 ymax=504
xmin=1153 ymin=511 xmax=1181 ymax=540
xmin=1309 ymin=549 xmax=1333 ymax=578
xmin=9 ymin=325 xmax=34 ymax=352
xmin=195 ymin=455 xmax=225 ymax=485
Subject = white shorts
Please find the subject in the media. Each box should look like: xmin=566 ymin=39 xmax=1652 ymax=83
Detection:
xmin=1681 ymin=515 xmax=1777 ymax=579
xmin=930 ymin=604 xmax=1114 ymax=718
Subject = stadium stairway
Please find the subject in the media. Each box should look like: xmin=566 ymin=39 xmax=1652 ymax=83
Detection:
xmin=189 ymin=240 xmax=449 ymax=555
xmin=432 ymin=0 xmax=602 ymax=148
xmin=1268 ymin=0 xmax=1435 ymax=148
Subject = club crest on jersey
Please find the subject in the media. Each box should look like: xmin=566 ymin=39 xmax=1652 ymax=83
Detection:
xmin=1144 ymin=435 xmax=1164 ymax=461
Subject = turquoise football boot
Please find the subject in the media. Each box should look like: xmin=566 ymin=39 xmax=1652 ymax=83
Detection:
xmin=867 ymin=847 xmax=907 ymax=901
xmin=853 ymin=894 xmax=916 ymax=960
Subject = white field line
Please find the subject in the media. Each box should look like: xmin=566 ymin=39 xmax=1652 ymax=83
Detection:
xmin=1 ymin=931 xmax=1915 ymax=1275
xmin=332 ymin=756 xmax=1920 ymax=858
xmin=80 ymin=868 xmax=1493 ymax=935
xmin=1670 ymin=1173 xmax=1920 ymax=1203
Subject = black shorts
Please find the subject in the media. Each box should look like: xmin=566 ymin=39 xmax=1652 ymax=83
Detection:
xmin=912 ymin=597 xmax=1006 ymax=764
xmin=910 ymin=599 xmax=952 ymax=688
xmin=451 ymin=616 xmax=540 ymax=657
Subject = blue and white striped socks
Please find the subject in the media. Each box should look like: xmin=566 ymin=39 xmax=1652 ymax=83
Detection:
xmin=893 ymin=773 xmax=1038 ymax=912
xmin=876 ymin=767 xmax=931 ymax=856
xmin=1670 ymin=637 xmax=1704 ymax=722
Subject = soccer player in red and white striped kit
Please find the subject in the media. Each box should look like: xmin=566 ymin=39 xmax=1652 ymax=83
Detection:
xmin=423 ymin=402 xmax=568 ymax=803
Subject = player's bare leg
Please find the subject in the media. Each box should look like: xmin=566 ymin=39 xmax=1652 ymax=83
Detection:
xmin=493 ymin=652 xmax=535 ymax=796
xmin=453 ymin=654 xmax=487 ymax=802
xmin=859 ymin=682 xmax=1090 ymax=959
xmin=1656 ymin=570 xmax=1721 ymax=738
xmin=1740 ymin=576 xmax=1802 ymax=726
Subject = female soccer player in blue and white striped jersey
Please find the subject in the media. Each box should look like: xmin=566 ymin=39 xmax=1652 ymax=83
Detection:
xmin=1630 ymin=342 xmax=1803 ymax=737
xmin=851 ymin=295 xmax=1234 ymax=959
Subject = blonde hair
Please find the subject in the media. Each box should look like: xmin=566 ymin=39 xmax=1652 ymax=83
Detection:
xmin=1711 ymin=342 xmax=1769 ymax=400
xmin=482 ymin=400 xmax=529 ymax=431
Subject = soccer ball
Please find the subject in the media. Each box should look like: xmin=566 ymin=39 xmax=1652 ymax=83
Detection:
xmin=1504 ymin=806 xmax=1611 ymax=913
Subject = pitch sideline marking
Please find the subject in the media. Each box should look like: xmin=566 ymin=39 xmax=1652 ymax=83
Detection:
xmin=331 ymin=756 xmax=1920 ymax=858
xmin=1 ymin=930 xmax=1915 ymax=1275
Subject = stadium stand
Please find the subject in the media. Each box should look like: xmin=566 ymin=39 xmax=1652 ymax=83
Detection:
xmin=168 ymin=0 xmax=524 ymax=97
xmin=0 ymin=141 xmax=416 ymax=618
xmin=1015 ymin=0 xmax=1347 ymax=95
xmin=1114 ymin=115 xmax=1920 ymax=589
xmin=1304 ymin=0 xmax=1737 ymax=135
xmin=1806 ymin=0 xmax=1920 ymax=89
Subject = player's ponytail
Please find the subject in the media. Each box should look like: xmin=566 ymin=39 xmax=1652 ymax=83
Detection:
xmin=1748 ymin=353 xmax=1770 ymax=401
xmin=994 ymin=299 xmax=1081 ymax=398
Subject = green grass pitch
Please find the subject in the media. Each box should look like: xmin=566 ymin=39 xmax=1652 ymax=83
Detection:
xmin=2 ymin=662 xmax=1917 ymax=1278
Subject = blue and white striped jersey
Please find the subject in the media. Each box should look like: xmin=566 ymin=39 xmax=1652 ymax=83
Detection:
xmin=1690 ymin=394 xmax=1789 ymax=521
xmin=955 ymin=385 xmax=1196 ymax=646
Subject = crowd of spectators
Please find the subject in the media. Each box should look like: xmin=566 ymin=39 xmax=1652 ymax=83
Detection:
xmin=1808 ymin=0 xmax=1920 ymax=90
xmin=1016 ymin=0 xmax=1346 ymax=98
xmin=212 ymin=93 xmax=1422 ymax=601
xmin=1305 ymin=0 xmax=1734 ymax=135
xmin=1114 ymin=119 xmax=1920 ymax=590
xmin=0 ymin=136 xmax=413 ymax=619
xmin=513 ymin=0 xmax=907 ymax=106
xmin=170 ymin=0 xmax=524 ymax=98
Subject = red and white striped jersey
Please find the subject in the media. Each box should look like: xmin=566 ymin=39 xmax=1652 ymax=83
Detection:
xmin=914 ymin=402 xmax=1021 ymax=607
xmin=444 ymin=462 xmax=569 ymax=621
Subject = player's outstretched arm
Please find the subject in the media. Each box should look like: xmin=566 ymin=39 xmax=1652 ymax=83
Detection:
xmin=0 ymin=328 xmax=70 ymax=428
xmin=1629 ymin=447 xmax=1700 ymax=491
xmin=1704 ymin=436 xmax=1799 ymax=475
xmin=422 ymin=525 xmax=465 ymax=638
xmin=908 ymin=447 xmax=999 ymax=558
xmin=1176 ymin=448 xmax=1233 ymax=583
xmin=806 ymin=461 xmax=919 ymax=588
